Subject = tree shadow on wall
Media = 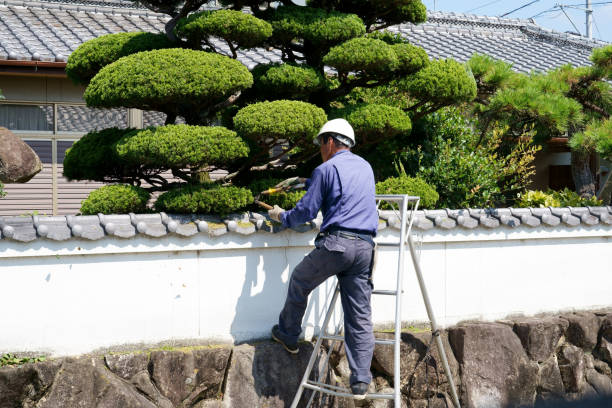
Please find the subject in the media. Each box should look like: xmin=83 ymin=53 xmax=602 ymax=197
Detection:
xmin=228 ymin=245 xmax=339 ymax=407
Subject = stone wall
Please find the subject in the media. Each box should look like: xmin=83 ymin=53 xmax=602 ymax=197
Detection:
xmin=2 ymin=310 xmax=612 ymax=408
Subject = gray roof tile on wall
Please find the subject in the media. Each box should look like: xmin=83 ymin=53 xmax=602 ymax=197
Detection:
xmin=0 ymin=0 xmax=607 ymax=72
xmin=1 ymin=207 xmax=611 ymax=243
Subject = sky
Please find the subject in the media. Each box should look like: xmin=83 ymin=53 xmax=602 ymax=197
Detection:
xmin=422 ymin=0 xmax=612 ymax=43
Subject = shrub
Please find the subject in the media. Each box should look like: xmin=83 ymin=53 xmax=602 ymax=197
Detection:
xmin=63 ymin=128 xmax=136 ymax=182
xmin=331 ymin=104 xmax=411 ymax=145
xmin=516 ymin=188 xmax=603 ymax=208
xmin=66 ymin=32 xmax=173 ymax=85
xmin=376 ymin=175 xmax=439 ymax=209
xmin=84 ymin=49 xmax=253 ymax=115
xmin=114 ymin=125 xmax=249 ymax=168
xmin=251 ymin=63 xmax=325 ymax=100
xmin=269 ymin=6 xmax=365 ymax=48
xmin=323 ymin=38 xmax=398 ymax=75
xmin=248 ymin=178 xmax=306 ymax=209
xmin=155 ymin=184 xmax=253 ymax=214
xmin=80 ymin=184 xmax=150 ymax=215
xmin=402 ymin=59 xmax=477 ymax=105
xmin=233 ymin=100 xmax=326 ymax=145
xmin=176 ymin=9 xmax=272 ymax=49
xmin=0 ymin=182 xmax=5 ymax=198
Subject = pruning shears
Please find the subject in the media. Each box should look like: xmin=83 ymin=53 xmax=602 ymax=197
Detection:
xmin=254 ymin=177 xmax=306 ymax=210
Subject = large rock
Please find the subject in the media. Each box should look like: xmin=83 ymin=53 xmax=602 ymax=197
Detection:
xmin=561 ymin=312 xmax=600 ymax=351
xmin=537 ymin=356 xmax=565 ymax=402
xmin=448 ymin=322 xmax=539 ymax=408
xmin=585 ymin=368 xmax=612 ymax=396
xmin=37 ymin=356 xmax=157 ymax=408
xmin=595 ymin=316 xmax=612 ymax=365
xmin=0 ymin=127 xmax=42 ymax=183
xmin=224 ymin=341 xmax=327 ymax=408
xmin=513 ymin=317 xmax=568 ymax=362
xmin=149 ymin=347 xmax=232 ymax=406
xmin=0 ymin=359 xmax=61 ymax=407
xmin=557 ymin=343 xmax=586 ymax=394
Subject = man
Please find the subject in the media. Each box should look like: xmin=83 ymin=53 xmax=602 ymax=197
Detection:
xmin=268 ymin=118 xmax=378 ymax=399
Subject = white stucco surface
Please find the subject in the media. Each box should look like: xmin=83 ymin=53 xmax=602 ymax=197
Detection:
xmin=1 ymin=225 xmax=611 ymax=356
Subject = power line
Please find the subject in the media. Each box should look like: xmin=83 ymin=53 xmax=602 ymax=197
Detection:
xmin=499 ymin=0 xmax=540 ymax=17
xmin=530 ymin=6 xmax=558 ymax=18
xmin=592 ymin=14 xmax=603 ymax=38
xmin=465 ymin=0 xmax=504 ymax=13
xmin=559 ymin=4 xmax=582 ymax=34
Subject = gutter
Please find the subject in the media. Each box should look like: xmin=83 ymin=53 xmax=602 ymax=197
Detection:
xmin=0 ymin=59 xmax=67 ymax=77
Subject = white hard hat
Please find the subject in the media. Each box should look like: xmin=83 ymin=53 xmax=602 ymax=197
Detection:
xmin=314 ymin=118 xmax=355 ymax=147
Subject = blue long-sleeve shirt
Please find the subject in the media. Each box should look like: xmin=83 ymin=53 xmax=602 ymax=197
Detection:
xmin=280 ymin=150 xmax=378 ymax=235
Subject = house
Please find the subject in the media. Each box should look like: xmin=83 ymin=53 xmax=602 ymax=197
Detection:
xmin=0 ymin=0 xmax=607 ymax=215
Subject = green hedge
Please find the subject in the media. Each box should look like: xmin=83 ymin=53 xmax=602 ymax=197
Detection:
xmin=516 ymin=189 xmax=602 ymax=208
xmin=233 ymin=100 xmax=327 ymax=144
xmin=248 ymin=178 xmax=306 ymax=209
xmin=63 ymin=128 xmax=135 ymax=182
xmin=176 ymin=9 xmax=272 ymax=48
xmin=252 ymin=63 xmax=325 ymax=100
xmin=84 ymin=49 xmax=253 ymax=112
xmin=115 ymin=125 xmax=249 ymax=168
xmin=323 ymin=37 xmax=398 ymax=75
xmin=66 ymin=32 xmax=173 ymax=85
xmin=269 ymin=5 xmax=365 ymax=47
xmin=155 ymin=184 xmax=253 ymax=214
xmin=331 ymin=104 xmax=411 ymax=144
xmin=376 ymin=176 xmax=439 ymax=209
xmin=402 ymin=59 xmax=477 ymax=105
xmin=81 ymin=184 xmax=150 ymax=215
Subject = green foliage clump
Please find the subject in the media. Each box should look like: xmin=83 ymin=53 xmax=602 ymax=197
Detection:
xmin=516 ymin=188 xmax=603 ymax=208
xmin=591 ymin=44 xmax=612 ymax=72
xmin=323 ymin=38 xmax=398 ymax=75
xmin=234 ymin=100 xmax=327 ymax=144
xmin=332 ymin=104 xmax=411 ymax=145
xmin=66 ymin=32 xmax=173 ymax=85
xmin=115 ymin=125 xmax=249 ymax=168
xmin=392 ymin=43 xmax=429 ymax=75
xmin=376 ymin=175 xmax=439 ymax=209
xmin=80 ymin=184 xmax=150 ymax=215
xmin=402 ymin=59 xmax=477 ymax=105
xmin=467 ymin=53 xmax=514 ymax=93
xmin=155 ymin=184 xmax=253 ymax=214
xmin=0 ymin=353 xmax=46 ymax=367
xmin=84 ymin=49 xmax=253 ymax=117
xmin=308 ymin=0 xmax=426 ymax=29
xmin=63 ymin=128 xmax=136 ymax=182
xmin=176 ymin=9 xmax=272 ymax=49
xmin=249 ymin=178 xmax=306 ymax=209
xmin=269 ymin=6 xmax=365 ymax=48
xmin=0 ymin=182 xmax=5 ymax=198
xmin=252 ymin=63 xmax=325 ymax=100
xmin=569 ymin=118 xmax=612 ymax=159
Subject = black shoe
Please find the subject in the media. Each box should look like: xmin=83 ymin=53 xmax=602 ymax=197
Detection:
xmin=271 ymin=325 xmax=299 ymax=354
xmin=350 ymin=382 xmax=368 ymax=400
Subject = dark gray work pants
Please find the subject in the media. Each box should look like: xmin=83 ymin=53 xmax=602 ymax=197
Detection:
xmin=277 ymin=234 xmax=375 ymax=385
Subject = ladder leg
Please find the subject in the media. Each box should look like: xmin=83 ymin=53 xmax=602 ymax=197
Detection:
xmin=305 ymin=311 xmax=344 ymax=408
xmin=291 ymin=282 xmax=342 ymax=408
xmin=408 ymin=236 xmax=461 ymax=408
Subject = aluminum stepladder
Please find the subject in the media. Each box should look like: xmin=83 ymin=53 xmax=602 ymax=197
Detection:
xmin=290 ymin=194 xmax=461 ymax=408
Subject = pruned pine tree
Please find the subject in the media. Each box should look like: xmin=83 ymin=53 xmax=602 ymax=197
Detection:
xmin=467 ymin=46 xmax=612 ymax=202
xmin=64 ymin=0 xmax=477 ymax=214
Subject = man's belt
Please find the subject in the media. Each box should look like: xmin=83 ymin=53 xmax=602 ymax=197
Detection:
xmin=317 ymin=228 xmax=375 ymax=245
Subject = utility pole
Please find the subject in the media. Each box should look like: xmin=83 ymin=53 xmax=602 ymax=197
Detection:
xmin=586 ymin=0 xmax=593 ymax=39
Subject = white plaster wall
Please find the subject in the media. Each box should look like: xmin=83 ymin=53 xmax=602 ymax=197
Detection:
xmin=1 ymin=226 xmax=611 ymax=357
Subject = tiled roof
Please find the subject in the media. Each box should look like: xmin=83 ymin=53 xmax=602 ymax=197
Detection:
xmin=1 ymin=207 xmax=611 ymax=242
xmin=0 ymin=0 xmax=607 ymax=72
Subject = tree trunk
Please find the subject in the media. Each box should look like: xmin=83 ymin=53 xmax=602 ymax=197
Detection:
xmin=571 ymin=150 xmax=596 ymax=197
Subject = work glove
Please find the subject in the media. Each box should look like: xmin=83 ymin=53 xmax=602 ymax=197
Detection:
xmin=268 ymin=205 xmax=285 ymax=223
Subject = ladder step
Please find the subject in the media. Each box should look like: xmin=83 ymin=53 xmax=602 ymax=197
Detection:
xmin=320 ymin=334 xmax=395 ymax=345
xmin=372 ymin=289 xmax=398 ymax=296
xmin=303 ymin=381 xmax=395 ymax=400
xmin=376 ymin=241 xmax=403 ymax=247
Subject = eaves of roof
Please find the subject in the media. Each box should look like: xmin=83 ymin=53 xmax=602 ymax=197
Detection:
xmin=0 ymin=1 xmax=608 ymax=76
